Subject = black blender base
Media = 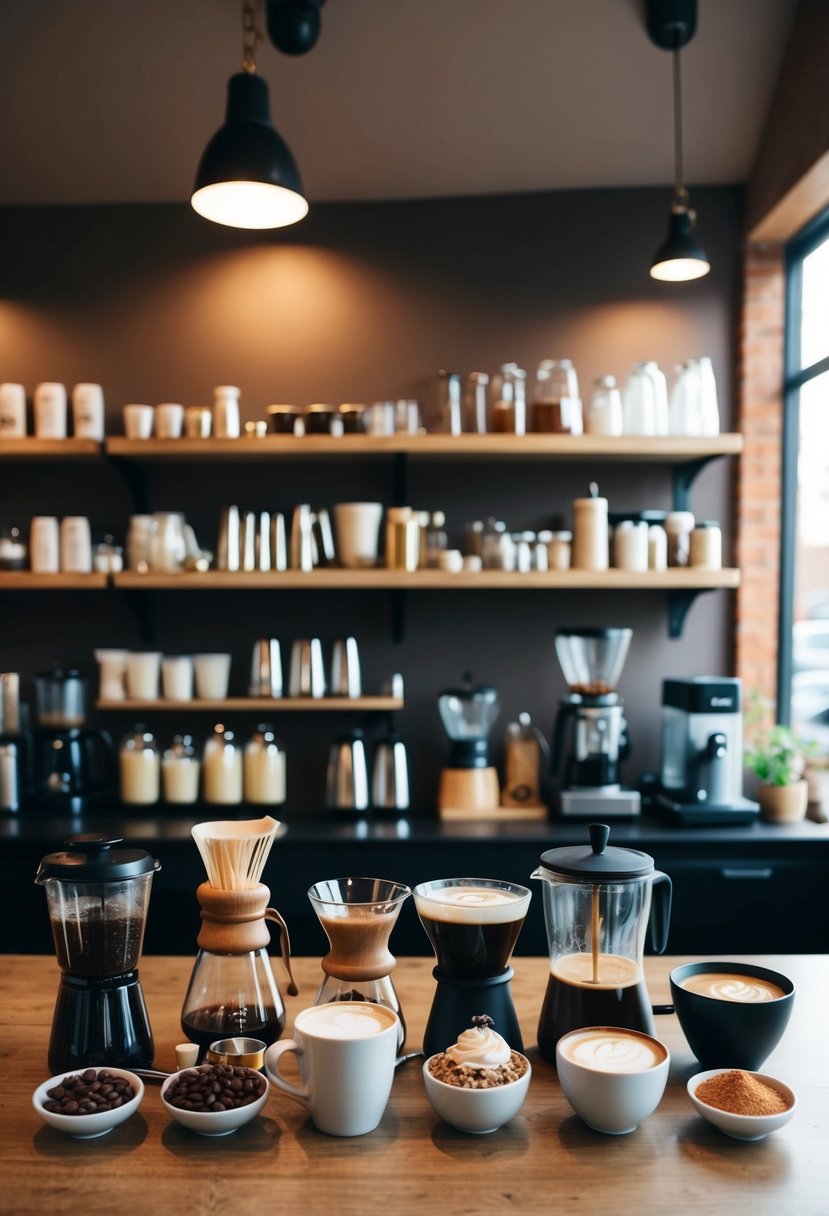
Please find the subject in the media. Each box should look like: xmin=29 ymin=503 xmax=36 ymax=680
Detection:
xmin=48 ymin=970 xmax=155 ymax=1074
xmin=422 ymin=966 xmax=523 ymax=1058
xmin=655 ymin=794 xmax=760 ymax=826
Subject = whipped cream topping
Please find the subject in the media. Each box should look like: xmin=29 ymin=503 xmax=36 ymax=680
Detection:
xmin=446 ymin=1024 xmax=511 ymax=1069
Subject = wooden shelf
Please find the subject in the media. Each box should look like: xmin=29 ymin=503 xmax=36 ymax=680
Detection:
xmin=111 ymin=568 xmax=740 ymax=591
xmin=0 ymin=571 xmax=108 ymax=589
xmin=96 ymin=696 xmax=404 ymax=712
xmin=105 ymin=433 xmax=743 ymax=462
xmin=0 ymin=438 xmax=102 ymax=459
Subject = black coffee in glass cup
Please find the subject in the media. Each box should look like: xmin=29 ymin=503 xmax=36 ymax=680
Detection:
xmin=413 ymin=878 xmax=531 ymax=980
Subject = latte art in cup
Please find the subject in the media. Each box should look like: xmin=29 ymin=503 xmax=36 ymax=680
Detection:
xmin=559 ymin=1028 xmax=667 ymax=1073
xmin=679 ymin=973 xmax=786 ymax=1003
xmin=297 ymin=1003 xmax=395 ymax=1039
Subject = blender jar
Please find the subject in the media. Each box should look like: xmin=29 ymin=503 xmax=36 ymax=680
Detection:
xmin=35 ymin=669 xmax=88 ymax=728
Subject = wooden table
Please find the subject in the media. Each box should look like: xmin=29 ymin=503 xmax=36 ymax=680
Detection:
xmin=1 ymin=955 xmax=826 ymax=1216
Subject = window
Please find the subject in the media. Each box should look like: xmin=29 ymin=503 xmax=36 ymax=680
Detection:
xmin=779 ymin=210 xmax=829 ymax=747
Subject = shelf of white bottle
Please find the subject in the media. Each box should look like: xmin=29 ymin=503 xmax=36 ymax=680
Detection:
xmin=96 ymin=696 xmax=404 ymax=712
xmin=0 ymin=572 xmax=108 ymax=589
xmin=110 ymin=568 xmax=740 ymax=591
xmin=0 ymin=439 xmax=103 ymax=459
xmin=104 ymin=434 xmax=743 ymax=462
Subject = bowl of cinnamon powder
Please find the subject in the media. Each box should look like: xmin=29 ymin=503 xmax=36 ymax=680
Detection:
xmin=687 ymin=1068 xmax=796 ymax=1140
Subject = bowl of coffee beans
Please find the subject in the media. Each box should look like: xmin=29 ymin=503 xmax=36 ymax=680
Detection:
xmin=33 ymin=1067 xmax=144 ymax=1138
xmin=161 ymin=1063 xmax=269 ymax=1136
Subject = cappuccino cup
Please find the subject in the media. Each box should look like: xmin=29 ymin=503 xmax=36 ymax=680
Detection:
xmin=556 ymin=1026 xmax=669 ymax=1135
xmin=265 ymin=1002 xmax=399 ymax=1136
xmin=670 ymin=961 xmax=794 ymax=1070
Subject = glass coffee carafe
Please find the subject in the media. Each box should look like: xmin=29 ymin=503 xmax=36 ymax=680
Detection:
xmin=35 ymin=834 xmax=160 ymax=1072
xmin=532 ymin=823 xmax=671 ymax=1063
xmin=307 ymin=877 xmax=411 ymax=1050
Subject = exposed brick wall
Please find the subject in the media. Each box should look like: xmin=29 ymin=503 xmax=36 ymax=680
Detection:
xmin=735 ymin=244 xmax=785 ymax=707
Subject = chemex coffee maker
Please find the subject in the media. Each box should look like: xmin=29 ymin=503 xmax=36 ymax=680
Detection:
xmin=35 ymin=834 xmax=160 ymax=1072
xmin=307 ymin=877 xmax=411 ymax=1051
xmin=32 ymin=670 xmax=114 ymax=814
xmin=413 ymin=877 xmax=531 ymax=1057
xmin=436 ymin=676 xmax=500 ymax=817
xmin=657 ymin=676 xmax=760 ymax=825
xmin=532 ymin=823 xmax=672 ymax=1064
xmin=550 ymin=627 xmax=640 ymax=816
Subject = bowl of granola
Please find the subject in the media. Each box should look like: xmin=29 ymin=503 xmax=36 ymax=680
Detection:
xmin=422 ymin=1015 xmax=531 ymax=1134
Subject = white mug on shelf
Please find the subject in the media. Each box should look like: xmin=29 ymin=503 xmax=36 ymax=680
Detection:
xmin=123 ymin=403 xmax=154 ymax=439
xmin=162 ymin=655 xmax=195 ymax=702
xmin=333 ymin=502 xmax=384 ymax=568
xmin=0 ymin=383 xmax=27 ymax=438
xmin=126 ymin=652 xmax=163 ymax=701
xmin=29 ymin=516 xmax=60 ymax=573
xmin=71 ymin=384 xmax=105 ymax=441
xmin=33 ymin=383 xmax=68 ymax=440
xmin=155 ymin=403 xmax=185 ymax=440
xmin=194 ymin=653 xmax=232 ymax=700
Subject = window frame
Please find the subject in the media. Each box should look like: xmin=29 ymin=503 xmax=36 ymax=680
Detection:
xmin=778 ymin=205 xmax=829 ymax=724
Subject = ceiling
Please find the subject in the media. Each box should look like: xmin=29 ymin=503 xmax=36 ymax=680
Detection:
xmin=0 ymin=0 xmax=796 ymax=206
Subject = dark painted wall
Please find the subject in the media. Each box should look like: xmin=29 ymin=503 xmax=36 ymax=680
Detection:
xmin=0 ymin=186 xmax=742 ymax=814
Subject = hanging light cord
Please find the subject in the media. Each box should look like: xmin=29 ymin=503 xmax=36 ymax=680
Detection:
xmin=241 ymin=0 xmax=264 ymax=73
xmin=671 ymin=44 xmax=691 ymax=215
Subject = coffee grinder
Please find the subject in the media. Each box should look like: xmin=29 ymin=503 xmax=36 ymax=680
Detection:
xmin=657 ymin=677 xmax=760 ymax=824
xmin=35 ymin=834 xmax=160 ymax=1072
xmin=436 ymin=677 xmax=500 ymax=817
xmin=307 ymin=877 xmax=411 ymax=1051
xmin=32 ymin=671 xmax=114 ymax=814
xmin=550 ymin=627 xmax=641 ymax=816
xmin=413 ymin=877 xmax=531 ymax=1057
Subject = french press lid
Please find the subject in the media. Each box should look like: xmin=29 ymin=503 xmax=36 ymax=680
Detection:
xmin=538 ymin=823 xmax=654 ymax=882
xmin=35 ymin=834 xmax=160 ymax=882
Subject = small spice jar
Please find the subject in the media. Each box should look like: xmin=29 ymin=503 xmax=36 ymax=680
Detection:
xmin=665 ymin=511 xmax=696 ymax=567
xmin=612 ymin=520 xmax=649 ymax=572
xmin=648 ymin=524 xmax=668 ymax=571
xmin=338 ymin=403 xmax=367 ymax=434
xmin=266 ymin=404 xmax=301 ymax=435
xmin=690 ymin=520 xmax=723 ymax=569
xmin=305 ymin=404 xmax=335 ymax=434
xmin=547 ymin=530 xmax=572 ymax=571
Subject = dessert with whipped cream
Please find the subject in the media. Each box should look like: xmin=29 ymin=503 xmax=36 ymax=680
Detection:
xmin=428 ymin=1015 xmax=528 ymax=1089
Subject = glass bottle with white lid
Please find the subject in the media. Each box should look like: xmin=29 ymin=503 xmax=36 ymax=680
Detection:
xmin=119 ymin=726 xmax=161 ymax=805
xmin=162 ymin=735 xmax=201 ymax=805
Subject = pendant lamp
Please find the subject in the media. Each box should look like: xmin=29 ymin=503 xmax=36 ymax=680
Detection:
xmin=191 ymin=1 xmax=308 ymax=230
xmin=646 ymin=0 xmax=710 ymax=282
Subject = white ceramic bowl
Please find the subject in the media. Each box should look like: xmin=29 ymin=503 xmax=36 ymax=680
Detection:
xmin=422 ymin=1053 xmax=531 ymax=1134
xmin=160 ymin=1068 xmax=269 ymax=1136
xmin=687 ymin=1070 xmax=797 ymax=1141
xmin=556 ymin=1027 xmax=670 ymax=1135
xmin=33 ymin=1067 xmax=144 ymax=1139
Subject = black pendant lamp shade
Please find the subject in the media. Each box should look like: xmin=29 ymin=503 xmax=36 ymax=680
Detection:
xmin=650 ymin=207 xmax=710 ymax=282
xmin=191 ymin=72 xmax=308 ymax=230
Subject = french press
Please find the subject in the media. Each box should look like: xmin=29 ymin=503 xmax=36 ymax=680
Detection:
xmin=531 ymin=823 xmax=672 ymax=1064
xmin=35 ymin=834 xmax=160 ymax=1072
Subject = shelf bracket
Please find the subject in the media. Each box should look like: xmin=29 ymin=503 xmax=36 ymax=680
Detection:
xmin=389 ymin=589 xmax=407 ymax=644
xmin=116 ymin=587 xmax=160 ymax=646
xmin=671 ymin=456 xmax=716 ymax=512
xmin=667 ymin=586 xmax=713 ymax=638
xmin=108 ymin=455 xmax=151 ymax=514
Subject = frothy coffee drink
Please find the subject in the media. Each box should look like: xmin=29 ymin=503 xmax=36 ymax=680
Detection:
xmin=297 ymin=1003 xmax=395 ymax=1040
xmin=537 ymin=952 xmax=653 ymax=1064
xmin=679 ymin=972 xmax=785 ymax=1003
xmin=559 ymin=1028 xmax=667 ymax=1073
xmin=414 ymin=883 xmax=531 ymax=979
xmin=317 ymin=907 xmax=398 ymax=983
xmin=551 ymin=952 xmax=642 ymax=989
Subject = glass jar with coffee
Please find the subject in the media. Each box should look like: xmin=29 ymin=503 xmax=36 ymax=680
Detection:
xmin=532 ymin=359 xmax=583 ymax=435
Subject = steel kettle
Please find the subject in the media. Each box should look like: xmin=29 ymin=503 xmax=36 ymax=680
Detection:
xmin=371 ymin=733 xmax=409 ymax=814
xmin=325 ymin=730 xmax=369 ymax=812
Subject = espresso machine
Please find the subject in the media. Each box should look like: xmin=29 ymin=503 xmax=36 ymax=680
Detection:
xmin=532 ymin=823 xmax=672 ymax=1064
xmin=413 ymin=877 xmax=531 ymax=1057
xmin=35 ymin=835 xmax=160 ymax=1072
xmin=32 ymin=671 xmax=114 ymax=813
xmin=550 ymin=628 xmax=640 ymax=816
xmin=436 ymin=677 xmax=500 ymax=817
xmin=657 ymin=676 xmax=760 ymax=824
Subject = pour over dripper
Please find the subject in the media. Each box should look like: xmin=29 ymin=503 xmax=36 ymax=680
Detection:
xmin=554 ymin=627 xmax=632 ymax=697
xmin=181 ymin=817 xmax=297 ymax=1055
xmin=308 ymin=877 xmax=411 ymax=1051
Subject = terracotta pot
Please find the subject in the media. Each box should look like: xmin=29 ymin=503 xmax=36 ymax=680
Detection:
xmin=757 ymin=780 xmax=809 ymax=824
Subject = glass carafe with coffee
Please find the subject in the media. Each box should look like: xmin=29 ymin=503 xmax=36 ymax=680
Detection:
xmin=180 ymin=817 xmax=297 ymax=1054
xmin=414 ymin=878 xmax=531 ymax=1058
xmin=307 ymin=878 xmax=411 ymax=1051
xmin=35 ymin=834 xmax=160 ymax=1072
xmin=532 ymin=823 xmax=672 ymax=1064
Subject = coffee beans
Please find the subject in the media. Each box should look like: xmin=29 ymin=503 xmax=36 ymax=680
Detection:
xmin=164 ymin=1063 xmax=266 ymax=1112
xmin=44 ymin=1069 xmax=135 ymax=1116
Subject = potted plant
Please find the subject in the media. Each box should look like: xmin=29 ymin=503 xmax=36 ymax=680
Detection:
xmin=745 ymin=723 xmax=811 ymax=823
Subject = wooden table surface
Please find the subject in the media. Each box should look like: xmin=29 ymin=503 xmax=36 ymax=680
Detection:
xmin=1 ymin=954 xmax=825 ymax=1216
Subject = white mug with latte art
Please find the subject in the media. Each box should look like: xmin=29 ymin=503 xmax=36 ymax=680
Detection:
xmin=556 ymin=1026 xmax=670 ymax=1135
xmin=265 ymin=1002 xmax=399 ymax=1136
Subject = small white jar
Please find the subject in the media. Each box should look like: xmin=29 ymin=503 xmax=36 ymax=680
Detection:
xmin=213 ymin=386 xmax=241 ymax=439
xmin=689 ymin=521 xmax=723 ymax=569
xmin=71 ymin=384 xmax=105 ymax=440
xmin=34 ymin=383 xmax=68 ymax=439
xmin=612 ymin=520 xmax=649 ymax=572
xmin=60 ymin=516 xmax=93 ymax=573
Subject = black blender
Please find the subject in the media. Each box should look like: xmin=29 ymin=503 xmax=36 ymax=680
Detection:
xmin=413 ymin=877 xmax=531 ymax=1057
xmin=35 ymin=834 xmax=160 ymax=1072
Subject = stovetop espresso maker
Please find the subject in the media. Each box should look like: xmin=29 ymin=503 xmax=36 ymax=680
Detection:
xmin=531 ymin=823 xmax=671 ymax=1064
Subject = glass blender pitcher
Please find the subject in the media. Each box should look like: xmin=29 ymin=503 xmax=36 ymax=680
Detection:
xmin=307 ymin=878 xmax=411 ymax=1051
xmin=436 ymin=678 xmax=500 ymax=815
xmin=35 ymin=834 xmax=160 ymax=1072
xmin=531 ymin=823 xmax=671 ymax=1064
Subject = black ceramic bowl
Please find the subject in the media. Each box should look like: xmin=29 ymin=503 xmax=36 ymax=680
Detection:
xmin=670 ymin=961 xmax=794 ymax=1070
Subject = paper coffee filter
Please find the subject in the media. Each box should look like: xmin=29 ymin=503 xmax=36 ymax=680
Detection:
xmin=192 ymin=816 xmax=283 ymax=890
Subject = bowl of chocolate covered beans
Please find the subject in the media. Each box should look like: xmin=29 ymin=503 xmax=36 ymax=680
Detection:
xmin=33 ymin=1067 xmax=144 ymax=1138
xmin=160 ymin=1062 xmax=269 ymax=1136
